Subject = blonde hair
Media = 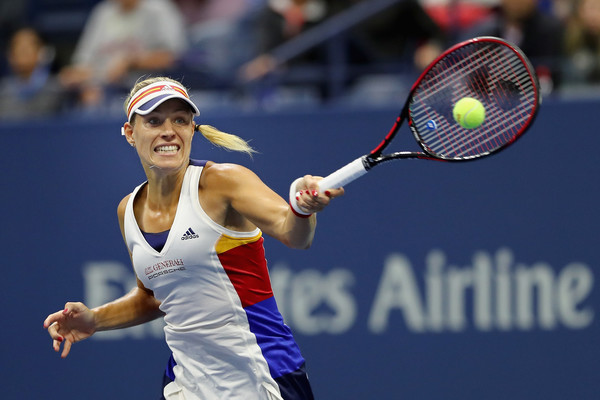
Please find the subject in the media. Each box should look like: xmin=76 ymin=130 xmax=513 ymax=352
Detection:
xmin=125 ymin=76 xmax=255 ymax=156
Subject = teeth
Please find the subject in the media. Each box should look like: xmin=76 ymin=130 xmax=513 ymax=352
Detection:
xmin=156 ymin=145 xmax=178 ymax=153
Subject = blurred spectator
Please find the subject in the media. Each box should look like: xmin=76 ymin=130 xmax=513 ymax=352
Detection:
xmin=320 ymin=0 xmax=447 ymax=106
xmin=240 ymin=0 xmax=446 ymax=84
xmin=0 ymin=27 xmax=65 ymax=120
xmin=240 ymin=0 xmax=329 ymax=82
xmin=172 ymin=0 xmax=261 ymax=84
xmin=563 ymin=0 xmax=600 ymax=86
xmin=173 ymin=0 xmax=249 ymax=25
xmin=421 ymin=0 xmax=497 ymax=36
xmin=59 ymin=0 xmax=188 ymax=111
xmin=461 ymin=0 xmax=565 ymax=95
xmin=549 ymin=0 xmax=574 ymax=21
xmin=348 ymin=0 xmax=447 ymax=71
xmin=0 ymin=2 xmax=28 ymax=58
xmin=259 ymin=0 xmax=327 ymax=50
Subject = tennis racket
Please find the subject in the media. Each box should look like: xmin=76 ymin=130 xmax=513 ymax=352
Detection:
xmin=317 ymin=36 xmax=541 ymax=192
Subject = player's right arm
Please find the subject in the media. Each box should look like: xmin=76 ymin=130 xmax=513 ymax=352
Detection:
xmin=92 ymin=195 xmax=164 ymax=331
xmin=43 ymin=195 xmax=164 ymax=358
xmin=43 ymin=280 xmax=162 ymax=358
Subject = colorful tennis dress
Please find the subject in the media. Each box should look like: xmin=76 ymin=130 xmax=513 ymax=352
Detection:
xmin=123 ymin=161 xmax=311 ymax=400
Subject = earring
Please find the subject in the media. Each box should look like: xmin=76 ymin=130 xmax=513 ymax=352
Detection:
xmin=130 ymin=142 xmax=135 ymax=148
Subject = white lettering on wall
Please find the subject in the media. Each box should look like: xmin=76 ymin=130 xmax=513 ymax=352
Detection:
xmin=368 ymin=253 xmax=426 ymax=333
xmin=82 ymin=248 xmax=595 ymax=339
xmin=367 ymin=248 xmax=595 ymax=333
xmin=271 ymin=265 xmax=357 ymax=335
xmin=557 ymin=262 xmax=594 ymax=328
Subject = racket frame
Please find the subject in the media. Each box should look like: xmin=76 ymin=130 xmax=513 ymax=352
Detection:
xmin=374 ymin=36 xmax=541 ymax=165
xmin=317 ymin=36 xmax=541 ymax=192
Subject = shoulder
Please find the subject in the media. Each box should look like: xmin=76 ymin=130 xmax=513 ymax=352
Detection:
xmin=202 ymin=162 xmax=256 ymax=182
xmin=117 ymin=193 xmax=134 ymax=240
xmin=200 ymin=162 xmax=262 ymax=195
xmin=117 ymin=193 xmax=132 ymax=220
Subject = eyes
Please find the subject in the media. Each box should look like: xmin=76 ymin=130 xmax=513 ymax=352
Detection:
xmin=144 ymin=113 xmax=192 ymax=128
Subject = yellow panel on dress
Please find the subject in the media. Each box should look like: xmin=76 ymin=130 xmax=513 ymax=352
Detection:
xmin=215 ymin=232 xmax=262 ymax=254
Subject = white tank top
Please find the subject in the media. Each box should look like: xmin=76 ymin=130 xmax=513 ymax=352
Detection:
xmin=123 ymin=163 xmax=303 ymax=399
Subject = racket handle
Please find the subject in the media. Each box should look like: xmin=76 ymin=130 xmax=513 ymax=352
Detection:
xmin=318 ymin=157 xmax=368 ymax=192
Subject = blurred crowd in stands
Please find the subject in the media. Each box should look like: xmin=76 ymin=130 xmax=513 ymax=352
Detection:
xmin=0 ymin=0 xmax=599 ymax=120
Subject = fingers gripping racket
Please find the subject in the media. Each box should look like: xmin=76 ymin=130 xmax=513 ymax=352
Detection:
xmin=317 ymin=36 xmax=541 ymax=192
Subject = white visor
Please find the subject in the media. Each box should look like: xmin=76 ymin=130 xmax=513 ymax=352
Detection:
xmin=122 ymin=81 xmax=200 ymax=134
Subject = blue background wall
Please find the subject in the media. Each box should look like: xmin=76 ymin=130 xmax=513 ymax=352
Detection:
xmin=1 ymin=98 xmax=598 ymax=399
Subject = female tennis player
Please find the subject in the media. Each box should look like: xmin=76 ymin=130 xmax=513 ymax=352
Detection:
xmin=43 ymin=76 xmax=343 ymax=400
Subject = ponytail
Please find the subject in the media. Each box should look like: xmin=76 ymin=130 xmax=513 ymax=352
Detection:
xmin=195 ymin=124 xmax=256 ymax=156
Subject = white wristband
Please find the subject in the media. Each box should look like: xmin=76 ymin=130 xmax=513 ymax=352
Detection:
xmin=289 ymin=177 xmax=312 ymax=217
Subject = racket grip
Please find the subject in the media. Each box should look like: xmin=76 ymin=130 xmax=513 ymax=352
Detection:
xmin=318 ymin=157 xmax=368 ymax=192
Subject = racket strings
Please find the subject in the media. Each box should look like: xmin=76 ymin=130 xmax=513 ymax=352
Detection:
xmin=470 ymin=47 xmax=533 ymax=150
xmin=421 ymin=48 xmax=534 ymax=157
xmin=415 ymin=46 xmax=500 ymax=155
xmin=410 ymin=41 xmax=537 ymax=159
xmin=427 ymin=46 xmax=532 ymax=151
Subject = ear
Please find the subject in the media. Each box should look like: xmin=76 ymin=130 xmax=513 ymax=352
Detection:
xmin=123 ymin=122 xmax=135 ymax=147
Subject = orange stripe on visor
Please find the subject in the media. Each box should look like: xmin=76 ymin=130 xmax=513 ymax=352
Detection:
xmin=125 ymin=81 xmax=200 ymax=123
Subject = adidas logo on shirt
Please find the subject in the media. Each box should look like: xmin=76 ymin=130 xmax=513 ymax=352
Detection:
xmin=181 ymin=227 xmax=199 ymax=240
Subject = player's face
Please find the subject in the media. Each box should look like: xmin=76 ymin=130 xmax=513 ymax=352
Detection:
xmin=131 ymin=99 xmax=195 ymax=173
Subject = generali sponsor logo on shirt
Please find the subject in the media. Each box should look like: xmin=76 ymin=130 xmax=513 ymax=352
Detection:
xmin=145 ymin=259 xmax=185 ymax=280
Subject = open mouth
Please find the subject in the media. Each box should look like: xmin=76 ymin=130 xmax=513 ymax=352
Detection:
xmin=154 ymin=144 xmax=180 ymax=154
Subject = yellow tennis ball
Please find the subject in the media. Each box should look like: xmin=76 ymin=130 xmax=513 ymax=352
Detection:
xmin=453 ymin=97 xmax=485 ymax=129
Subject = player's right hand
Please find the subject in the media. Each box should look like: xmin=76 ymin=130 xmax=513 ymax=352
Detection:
xmin=43 ymin=302 xmax=97 ymax=358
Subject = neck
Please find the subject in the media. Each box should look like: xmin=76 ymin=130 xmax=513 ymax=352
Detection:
xmin=143 ymin=164 xmax=187 ymax=212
